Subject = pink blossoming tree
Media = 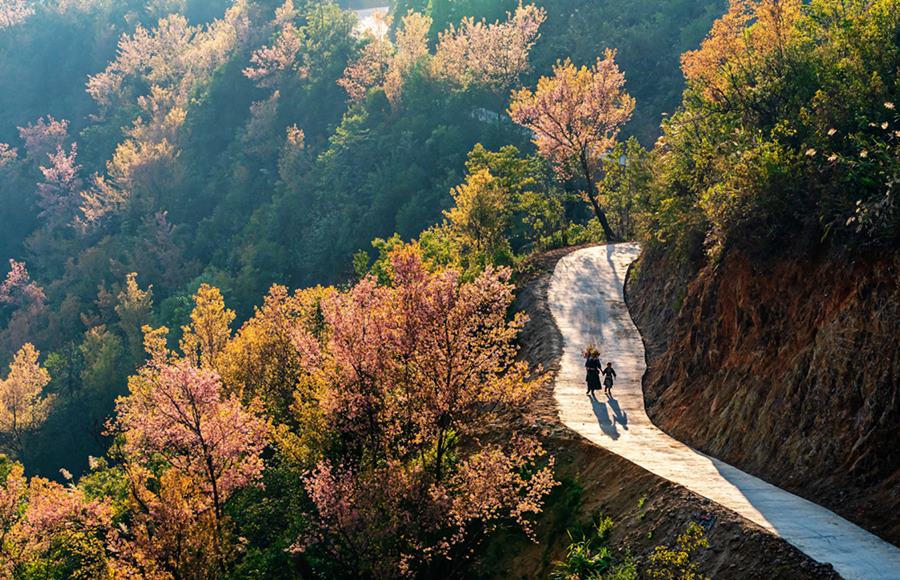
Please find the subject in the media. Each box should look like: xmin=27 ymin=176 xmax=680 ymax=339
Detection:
xmin=295 ymin=246 xmax=556 ymax=575
xmin=510 ymin=51 xmax=635 ymax=241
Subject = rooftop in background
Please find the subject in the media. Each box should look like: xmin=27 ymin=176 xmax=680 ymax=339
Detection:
xmin=354 ymin=6 xmax=390 ymax=39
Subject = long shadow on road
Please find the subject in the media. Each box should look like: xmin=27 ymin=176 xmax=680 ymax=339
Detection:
xmin=606 ymin=394 xmax=628 ymax=430
xmin=589 ymin=393 xmax=620 ymax=440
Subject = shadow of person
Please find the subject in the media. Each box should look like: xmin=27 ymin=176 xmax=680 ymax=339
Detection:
xmin=606 ymin=394 xmax=628 ymax=430
xmin=589 ymin=393 xmax=619 ymax=440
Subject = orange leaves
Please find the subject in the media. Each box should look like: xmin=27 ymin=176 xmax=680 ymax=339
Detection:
xmin=681 ymin=0 xmax=803 ymax=106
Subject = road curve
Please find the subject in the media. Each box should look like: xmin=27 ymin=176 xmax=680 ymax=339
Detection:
xmin=548 ymin=242 xmax=900 ymax=580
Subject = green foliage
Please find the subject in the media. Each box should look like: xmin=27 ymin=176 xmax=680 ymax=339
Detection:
xmin=552 ymin=516 xmax=637 ymax=580
xmin=76 ymin=457 xmax=130 ymax=522
xmin=16 ymin=531 xmax=108 ymax=580
xmin=597 ymin=138 xmax=651 ymax=240
xmin=646 ymin=522 xmax=709 ymax=580
xmin=640 ymin=0 xmax=900 ymax=253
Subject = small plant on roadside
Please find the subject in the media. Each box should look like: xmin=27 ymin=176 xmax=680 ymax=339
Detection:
xmin=646 ymin=522 xmax=710 ymax=580
xmin=552 ymin=516 xmax=636 ymax=579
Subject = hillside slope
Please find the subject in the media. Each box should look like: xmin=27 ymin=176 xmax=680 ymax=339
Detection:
xmin=628 ymin=243 xmax=900 ymax=546
xmin=473 ymin=247 xmax=838 ymax=579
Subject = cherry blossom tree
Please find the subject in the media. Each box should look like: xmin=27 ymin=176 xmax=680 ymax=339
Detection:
xmin=0 ymin=260 xmax=45 ymax=309
xmin=113 ymin=362 xmax=267 ymax=522
xmin=88 ymin=10 xmax=249 ymax=112
xmin=384 ymin=11 xmax=431 ymax=108
xmin=0 ymin=344 xmax=54 ymax=460
xmin=510 ymin=51 xmax=635 ymax=241
xmin=107 ymin=356 xmax=268 ymax=573
xmin=294 ymin=246 xmax=555 ymax=575
xmin=244 ymin=21 xmax=302 ymax=88
xmin=82 ymin=7 xmax=249 ymax=229
xmin=0 ymin=143 xmax=17 ymax=169
xmin=0 ymin=0 xmax=33 ymax=30
xmin=0 ymin=262 xmax=46 ymax=359
xmin=432 ymin=4 xmax=546 ymax=97
xmin=17 ymin=116 xmax=69 ymax=165
xmin=0 ymin=461 xmax=27 ymax=576
xmin=36 ymin=144 xmax=83 ymax=228
xmin=338 ymin=10 xmax=431 ymax=108
xmin=338 ymin=37 xmax=393 ymax=103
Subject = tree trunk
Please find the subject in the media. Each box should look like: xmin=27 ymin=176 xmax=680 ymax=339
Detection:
xmin=580 ymin=152 xmax=619 ymax=242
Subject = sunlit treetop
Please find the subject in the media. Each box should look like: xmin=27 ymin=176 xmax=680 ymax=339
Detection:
xmin=431 ymin=3 xmax=547 ymax=95
xmin=510 ymin=50 xmax=635 ymax=179
xmin=0 ymin=0 xmax=33 ymax=30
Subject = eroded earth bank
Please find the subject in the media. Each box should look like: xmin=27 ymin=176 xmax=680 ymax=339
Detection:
xmin=627 ymin=241 xmax=900 ymax=547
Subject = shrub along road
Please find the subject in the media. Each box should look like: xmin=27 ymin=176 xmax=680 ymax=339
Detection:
xmin=547 ymin=243 xmax=900 ymax=579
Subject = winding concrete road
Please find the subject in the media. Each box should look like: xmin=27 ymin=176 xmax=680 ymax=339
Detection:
xmin=548 ymin=242 xmax=900 ymax=579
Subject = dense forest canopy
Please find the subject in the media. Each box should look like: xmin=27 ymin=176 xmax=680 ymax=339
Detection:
xmin=0 ymin=0 xmax=896 ymax=577
xmin=0 ymin=0 xmax=727 ymax=479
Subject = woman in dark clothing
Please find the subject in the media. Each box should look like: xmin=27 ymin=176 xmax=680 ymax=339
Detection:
xmin=602 ymin=363 xmax=617 ymax=396
xmin=585 ymin=353 xmax=602 ymax=395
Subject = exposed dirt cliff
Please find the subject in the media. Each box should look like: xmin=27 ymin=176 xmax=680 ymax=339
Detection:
xmin=473 ymin=247 xmax=838 ymax=579
xmin=628 ymin=241 xmax=900 ymax=546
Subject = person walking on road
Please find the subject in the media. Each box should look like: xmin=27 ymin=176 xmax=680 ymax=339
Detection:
xmin=584 ymin=346 xmax=601 ymax=395
xmin=602 ymin=362 xmax=617 ymax=396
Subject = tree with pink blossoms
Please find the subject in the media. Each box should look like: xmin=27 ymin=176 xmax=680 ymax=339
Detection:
xmin=338 ymin=37 xmax=393 ymax=103
xmin=17 ymin=116 xmax=69 ymax=166
xmin=0 ymin=467 xmax=116 ymax=576
xmin=0 ymin=260 xmax=45 ymax=310
xmin=0 ymin=143 xmax=17 ymax=169
xmin=338 ymin=11 xmax=431 ymax=109
xmin=432 ymin=4 xmax=546 ymax=98
xmin=510 ymin=51 xmax=635 ymax=242
xmin=36 ymin=144 xmax=84 ymax=229
xmin=114 ymin=361 xmax=267 ymax=517
xmin=0 ymin=0 xmax=33 ymax=30
xmin=111 ymin=358 xmax=268 ymax=571
xmin=0 ymin=262 xmax=46 ymax=360
xmin=244 ymin=19 xmax=303 ymax=89
xmin=294 ymin=245 xmax=556 ymax=576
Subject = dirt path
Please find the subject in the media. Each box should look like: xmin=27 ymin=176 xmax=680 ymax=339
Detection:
xmin=548 ymin=243 xmax=900 ymax=580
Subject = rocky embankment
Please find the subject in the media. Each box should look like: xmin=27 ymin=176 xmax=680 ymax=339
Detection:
xmin=628 ymin=242 xmax=900 ymax=546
